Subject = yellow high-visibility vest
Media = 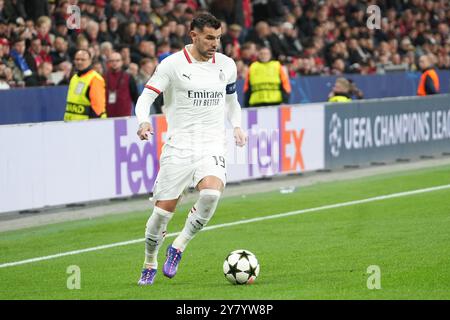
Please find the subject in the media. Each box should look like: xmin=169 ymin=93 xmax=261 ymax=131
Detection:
xmin=248 ymin=61 xmax=283 ymax=106
xmin=64 ymin=70 xmax=105 ymax=121
xmin=328 ymin=95 xmax=352 ymax=103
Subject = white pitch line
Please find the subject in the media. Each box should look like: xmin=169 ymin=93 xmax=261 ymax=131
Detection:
xmin=1 ymin=183 xmax=449 ymax=269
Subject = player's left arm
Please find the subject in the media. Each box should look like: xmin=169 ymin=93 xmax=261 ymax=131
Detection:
xmin=225 ymin=60 xmax=247 ymax=147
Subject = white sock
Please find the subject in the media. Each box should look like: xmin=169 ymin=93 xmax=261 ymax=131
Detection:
xmin=144 ymin=206 xmax=174 ymax=269
xmin=172 ymin=189 xmax=221 ymax=252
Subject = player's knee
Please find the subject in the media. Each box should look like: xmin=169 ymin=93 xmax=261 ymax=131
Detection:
xmin=198 ymin=189 xmax=221 ymax=214
xmin=154 ymin=200 xmax=178 ymax=213
xmin=199 ymin=189 xmax=221 ymax=204
xmin=197 ymin=176 xmax=224 ymax=191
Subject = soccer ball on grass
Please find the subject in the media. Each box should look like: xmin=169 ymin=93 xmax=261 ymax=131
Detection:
xmin=223 ymin=249 xmax=260 ymax=285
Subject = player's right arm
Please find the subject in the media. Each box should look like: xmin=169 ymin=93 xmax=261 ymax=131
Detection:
xmin=135 ymin=60 xmax=172 ymax=140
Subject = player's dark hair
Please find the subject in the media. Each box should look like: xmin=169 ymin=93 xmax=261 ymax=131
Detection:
xmin=190 ymin=13 xmax=221 ymax=32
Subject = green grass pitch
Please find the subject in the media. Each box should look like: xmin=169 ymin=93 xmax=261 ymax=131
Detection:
xmin=0 ymin=164 xmax=449 ymax=299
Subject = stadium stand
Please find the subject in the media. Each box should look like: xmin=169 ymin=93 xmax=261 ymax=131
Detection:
xmin=0 ymin=0 xmax=449 ymax=107
xmin=0 ymin=0 xmax=450 ymax=87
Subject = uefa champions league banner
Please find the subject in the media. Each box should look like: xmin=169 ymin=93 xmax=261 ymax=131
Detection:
xmin=325 ymin=94 xmax=450 ymax=169
xmin=0 ymin=104 xmax=325 ymax=214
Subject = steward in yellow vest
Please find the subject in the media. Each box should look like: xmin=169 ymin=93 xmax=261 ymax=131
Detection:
xmin=244 ymin=47 xmax=291 ymax=107
xmin=328 ymin=77 xmax=352 ymax=103
xmin=417 ymin=55 xmax=440 ymax=96
xmin=64 ymin=50 xmax=106 ymax=121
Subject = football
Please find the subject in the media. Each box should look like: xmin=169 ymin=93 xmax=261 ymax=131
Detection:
xmin=223 ymin=249 xmax=260 ymax=285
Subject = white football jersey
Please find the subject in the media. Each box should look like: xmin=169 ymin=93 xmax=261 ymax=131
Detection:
xmin=144 ymin=45 xmax=237 ymax=154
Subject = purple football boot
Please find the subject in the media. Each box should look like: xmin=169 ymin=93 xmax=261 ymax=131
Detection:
xmin=163 ymin=245 xmax=183 ymax=278
xmin=138 ymin=268 xmax=157 ymax=285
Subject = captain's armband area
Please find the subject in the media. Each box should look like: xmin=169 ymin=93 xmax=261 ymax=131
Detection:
xmin=226 ymin=82 xmax=236 ymax=95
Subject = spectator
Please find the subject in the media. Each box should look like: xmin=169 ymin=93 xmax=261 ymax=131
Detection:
xmin=24 ymin=0 xmax=49 ymax=21
xmin=98 ymin=20 xmax=112 ymax=44
xmin=54 ymin=17 xmax=69 ymax=39
xmin=156 ymin=40 xmax=171 ymax=62
xmin=85 ymin=20 xmax=100 ymax=46
xmin=105 ymin=0 xmax=123 ymax=21
xmin=9 ymin=37 xmax=32 ymax=83
xmin=235 ymin=59 xmax=248 ymax=80
xmin=54 ymin=61 xmax=73 ymax=85
xmin=296 ymin=5 xmax=317 ymax=42
xmin=173 ymin=23 xmax=190 ymax=46
xmin=252 ymin=0 xmax=285 ymax=26
xmin=417 ymin=54 xmax=440 ymax=96
xmin=105 ymin=51 xmax=138 ymax=117
xmin=82 ymin=0 xmax=98 ymax=21
xmin=69 ymin=35 xmax=90 ymax=59
xmin=0 ymin=18 xmax=8 ymax=38
xmin=2 ymin=1 xmax=26 ymax=22
xmin=130 ymin=0 xmax=149 ymax=24
xmin=221 ymin=23 xmax=242 ymax=60
xmin=245 ymin=21 xmax=283 ymax=60
xmin=50 ymin=36 xmax=70 ymax=67
xmin=107 ymin=16 xmax=122 ymax=46
xmin=0 ymin=64 xmax=11 ymax=89
xmin=243 ymin=46 xmax=291 ymax=108
xmin=92 ymin=60 xmax=104 ymax=75
xmin=89 ymin=42 xmax=101 ymax=63
xmin=127 ymin=62 xmax=139 ymax=80
xmin=156 ymin=21 xmax=171 ymax=46
xmin=64 ymin=49 xmax=106 ymax=120
xmin=167 ymin=2 xmax=187 ymax=24
xmin=118 ymin=45 xmax=132 ymax=69
xmin=240 ymin=41 xmax=257 ymax=65
xmin=24 ymin=37 xmax=44 ymax=73
xmin=116 ymin=0 xmax=133 ymax=24
xmin=131 ymin=41 xmax=156 ymax=63
xmin=121 ymin=21 xmax=139 ymax=48
xmin=347 ymin=38 xmax=369 ymax=68
xmin=281 ymin=22 xmax=302 ymax=57
xmin=25 ymin=61 xmax=53 ymax=87
xmin=98 ymin=41 xmax=113 ymax=72
xmin=94 ymin=0 xmax=107 ymax=22
xmin=35 ymin=16 xmax=53 ymax=46
xmin=328 ymin=77 xmax=352 ymax=103
xmin=148 ymin=0 xmax=167 ymax=27
xmin=209 ymin=0 xmax=244 ymax=26
xmin=136 ymin=57 xmax=156 ymax=87
xmin=0 ymin=36 xmax=8 ymax=63
xmin=330 ymin=58 xmax=346 ymax=75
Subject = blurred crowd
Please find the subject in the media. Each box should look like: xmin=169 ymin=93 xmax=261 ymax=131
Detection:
xmin=0 ymin=0 xmax=450 ymax=90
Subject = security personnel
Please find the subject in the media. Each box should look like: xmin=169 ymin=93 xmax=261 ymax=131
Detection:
xmin=417 ymin=54 xmax=440 ymax=96
xmin=243 ymin=46 xmax=291 ymax=107
xmin=328 ymin=77 xmax=352 ymax=103
xmin=64 ymin=49 xmax=106 ymax=121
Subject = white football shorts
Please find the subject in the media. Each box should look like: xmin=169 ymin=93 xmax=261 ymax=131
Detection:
xmin=151 ymin=144 xmax=227 ymax=202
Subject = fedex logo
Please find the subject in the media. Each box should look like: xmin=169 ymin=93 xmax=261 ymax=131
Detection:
xmin=247 ymin=110 xmax=280 ymax=177
xmin=246 ymin=107 xmax=306 ymax=177
xmin=279 ymin=107 xmax=305 ymax=172
xmin=114 ymin=118 xmax=167 ymax=195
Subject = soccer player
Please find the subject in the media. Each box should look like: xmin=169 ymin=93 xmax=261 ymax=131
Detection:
xmin=135 ymin=13 xmax=247 ymax=285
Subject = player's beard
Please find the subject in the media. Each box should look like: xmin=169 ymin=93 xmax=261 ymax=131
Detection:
xmin=198 ymin=44 xmax=216 ymax=60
